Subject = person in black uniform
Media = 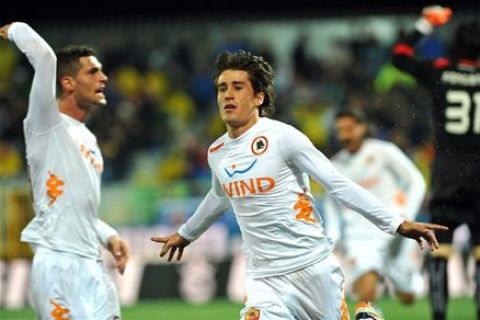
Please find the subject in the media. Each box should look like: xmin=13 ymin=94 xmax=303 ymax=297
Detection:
xmin=391 ymin=6 xmax=480 ymax=320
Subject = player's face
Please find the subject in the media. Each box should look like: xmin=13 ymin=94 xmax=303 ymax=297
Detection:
xmin=73 ymin=56 xmax=108 ymax=109
xmin=335 ymin=116 xmax=366 ymax=153
xmin=217 ymin=69 xmax=264 ymax=135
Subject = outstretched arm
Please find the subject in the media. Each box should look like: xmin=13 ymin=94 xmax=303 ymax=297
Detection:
xmin=151 ymin=175 xmax=230 ymax=262
xmin=282 ymin=125 xmax=447 ymax=250
xmin=2 ymin=22 xmax=60 ymax=133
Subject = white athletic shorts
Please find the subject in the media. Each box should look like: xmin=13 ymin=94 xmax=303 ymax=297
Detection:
xmin=239 ymin=254 xmax=350 ymax=320
xmin=30 ymin=246 xmax=120 ymax=320
xmin=342 ymin=237 xmax=424 ymax=296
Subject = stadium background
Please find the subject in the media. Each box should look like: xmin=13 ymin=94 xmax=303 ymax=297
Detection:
xmin=1 ymin=1 xmax=479 ymax=319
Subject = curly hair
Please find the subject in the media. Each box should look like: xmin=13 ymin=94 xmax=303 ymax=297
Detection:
xmin=213 ymin=50 xmax=276 ymax=117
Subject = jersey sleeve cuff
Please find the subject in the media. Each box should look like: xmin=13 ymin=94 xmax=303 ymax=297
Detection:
xmin=178 ymin=224 xmax=196 ymax=242
xmin=415 ymin=17 xmax=434 ymax=35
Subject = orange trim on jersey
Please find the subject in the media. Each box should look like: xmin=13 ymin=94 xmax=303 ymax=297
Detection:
xmin=393 ymin=43 xmax=414 ymax=57
xmin=433 ymin=58 xmax=450 ymax=69
xmin=340 ymin=293 xmax=350 ymax=320
xmin=209 ymin=142 xmax=224 ymax=153
xmin=49 ymin=299 xmax=71 ymax=320
xmin=46 ymin=171 xmax=65 ymax=207
xmin=294 ymin=193 xmax=316 ymax=223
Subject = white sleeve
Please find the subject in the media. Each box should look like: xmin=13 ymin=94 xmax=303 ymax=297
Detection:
xmin=381 ymin=143 xmax=426 ymax=220
xmin=322 ymin=194 xmax=343 ymax=245
xmin=96 ymin=219 xmax=118 ymax=248
xmin=281 ymin=126 xmax=404 ymax=235
xmin=8 ymin=22 xmax=61 ymax=133
xmin=178 ymin=174 xmax=231 ymax=241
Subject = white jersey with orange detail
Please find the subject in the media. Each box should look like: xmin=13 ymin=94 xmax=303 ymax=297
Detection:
xmin=178 ymin=117 xmax=404 ymax=278
xmin=8 ymin=22 xmax=116 ymax=259
xmin=324 ymin=139 xmax=426 ymax=244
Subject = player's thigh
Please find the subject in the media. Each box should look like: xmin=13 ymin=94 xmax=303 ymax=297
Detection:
xmin=30 ymin=249 xmax=88 ymax=319
xmin=343 ymin=240 xmax=384 ymax=284
xmin=385 ymin=240 xmax=424 ymax=295
xmin=89 ymin=262 xmax=121 ymax=319
xmin=240 ymin=276 xmax=294 ymax=320
xmin=30 ymin=249 xmax=119 ymax=320
xmin=290 ymin=255 xmax=349 ymax=320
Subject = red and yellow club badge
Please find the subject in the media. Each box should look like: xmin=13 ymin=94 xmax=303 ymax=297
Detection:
xmin=251 ymin=136 xmax=268 ymax=156
xmin=244 ymin=307 xmax=261 ymax=320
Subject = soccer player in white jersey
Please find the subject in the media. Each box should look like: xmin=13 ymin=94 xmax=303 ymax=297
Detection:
xmin=0 ymin=22 xmax=129 ymax=319
xmin=151 ymin=50 xmax=447 ymax=320
xmin=324 ymin=110 xmax=427 ymax=314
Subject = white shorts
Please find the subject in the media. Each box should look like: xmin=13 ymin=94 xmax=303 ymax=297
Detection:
xmin=342 ymin=237 xmax=424 ymax=296
xmin=30 ymin=246 xmax=120 ymax=320
xmin=240 ymin=254 xmax=350 ymax=320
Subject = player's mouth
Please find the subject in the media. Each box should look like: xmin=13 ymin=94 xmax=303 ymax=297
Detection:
xmin=95 ymin=87 xmax=106 ymax=98
xmin=223 ymin=103 xmax=237 ymax=112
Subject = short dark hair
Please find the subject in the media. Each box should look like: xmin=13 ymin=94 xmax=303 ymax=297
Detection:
xmin=335 ymin=110 xmax=367 ymax=123
xmin=451 ymin=20 xmax=480 ymax=60
xmin=213 ymin=50 xmax=276 ymax=117
xmin=55 ymin=45 xmax=96 ymax=94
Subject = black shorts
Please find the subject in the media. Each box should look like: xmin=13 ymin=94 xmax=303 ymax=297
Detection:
xmin=429 ymin=154 xmax=480 ymax=245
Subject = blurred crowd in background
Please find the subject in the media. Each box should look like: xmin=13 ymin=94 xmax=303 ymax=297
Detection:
xmin=0 ymin=13 xmax=472 ymax=230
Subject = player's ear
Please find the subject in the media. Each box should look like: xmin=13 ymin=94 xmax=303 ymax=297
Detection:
xmin=60 ymin=75 xmax=75 ymax=92
xmin=254 ymin=92 xmax=265 ymax=107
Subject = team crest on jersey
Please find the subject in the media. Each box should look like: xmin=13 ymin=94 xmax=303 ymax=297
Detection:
xmin=244 ymin=307 xmax=260 ymax=320
xmin=251 ymin=136 xmax=268 ymax=156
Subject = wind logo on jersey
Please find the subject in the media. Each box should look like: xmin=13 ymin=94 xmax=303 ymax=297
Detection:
xmin=49 ymin=299 xmax=71 ymax=320
xmin=46 ymin=171 xmax=64 ymax=207
xmin=244 ymin=307 xmax=260 ymax=320
xmin=294 ymin=193 xmax=316 ymax=223
xmin=80 ymin=144 xmax=103 ymax=173
xmin=223 ymin=176 xmax=275 ymax=198
xmin=209 ymin=142 xmax=224 ymax=153
xmin=224 ymin=160 xmax=258 ymax=177
xmin=251 ymin=136 xmax=268 ymax=156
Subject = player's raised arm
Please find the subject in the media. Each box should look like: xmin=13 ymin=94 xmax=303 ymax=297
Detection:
xmin=2 ymin=22 xmax=60 ymax=132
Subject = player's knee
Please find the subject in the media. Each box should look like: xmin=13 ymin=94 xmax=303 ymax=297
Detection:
xmin=430 ymin=244 xmax=453 ymax=259
xmin=395 ymin=292 xmax=415 ymax=305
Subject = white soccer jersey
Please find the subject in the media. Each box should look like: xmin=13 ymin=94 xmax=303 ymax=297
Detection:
xmin=9 ymin=23 xmax=116 ymax=259
xmin=325 ymin=139 xmax=426 ymax=243
xmin=179 ymin=117 xmax=404 ymax=278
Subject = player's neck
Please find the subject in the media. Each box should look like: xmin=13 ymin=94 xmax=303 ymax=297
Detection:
xmin=347 ymin=141 xmax=363 ymax=154
xmin=59 ymin=97 xmax=88 ymax=123
xmin=226 ymin=114 xmax=259 ymax=139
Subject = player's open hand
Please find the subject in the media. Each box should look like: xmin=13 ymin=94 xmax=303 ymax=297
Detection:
xmin=397 ymin=221 xmax=448 ymax=251
xmin=107 ymin=235 xmax=130 ymax=275
xmin=0 ymin=24 xmax=11 ymax=40
xmin=151 ymin=233 xmax=190 ymax=262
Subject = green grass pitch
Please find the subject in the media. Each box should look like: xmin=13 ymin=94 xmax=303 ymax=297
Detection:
xmin=0 ymin=297 xmax=475 ymax=319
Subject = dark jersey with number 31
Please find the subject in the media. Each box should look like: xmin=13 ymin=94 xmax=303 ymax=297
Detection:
xmin=392 ymin=29 xmax=480 ymax=231
xmin=392 ymin=31 xmax=480 ymax=158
